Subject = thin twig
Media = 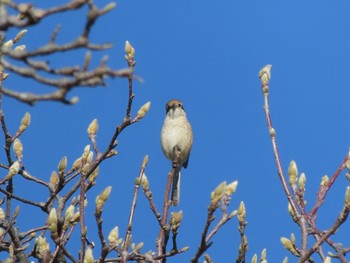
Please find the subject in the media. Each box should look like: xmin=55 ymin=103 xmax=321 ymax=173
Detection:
xmin=121 ymin=156 xmax=149 ymax=263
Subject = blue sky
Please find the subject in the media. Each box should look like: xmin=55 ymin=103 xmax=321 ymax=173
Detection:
xmin=3 ymin=0 xmax=350 ymax=262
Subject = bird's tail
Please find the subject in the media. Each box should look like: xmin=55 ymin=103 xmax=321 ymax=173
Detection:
xmin=171 ymin=168 xmax=181 ymax=206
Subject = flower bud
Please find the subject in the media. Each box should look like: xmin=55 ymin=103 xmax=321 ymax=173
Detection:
xmin=70 ymin=96 xmax=79 ymax=104
xmin=95 ymin=186 xmax=112 ymax=211
xmin=261 ymin=248 xmax=267 ymax=260
xmin=251 ymin=254 xmax=257 ymax=263
xmin=7 ymin=161 xmax=20 ymax=179
xmin=132 ymin=242 xmax=144 ymax=252
xmin=108 ymin=226 xmax=123 ymax=246
xmin=290 ymin=233 xmax=295 ymax=244
xmin=35 ymin=236 xmax=50 ymax=258
xmin=298 ymin=173 xmax=306 ymax=190
xmin=82 ymin=145 xmax=90 ymax=162
xmin=63 ymin=205 xmax=75 ymax=230
xmin=47 ymin=208 xmax=58 ymax=234
xmin=288 ymin=160 xmax=298 ymax=186
xmin=321 ymin=175 xmax=329 ymax=186
xmin=258 ymin=64 xmax=272 ymax=86
xmin=87 ymin=151 xmax=94 ymax=164
xmin=281 ymin=237 xmax=297 ymax=255
xmin=13 ymin=138 xmax=23 ymax=159
xmin=102 ymin=2 xmax=117 ymax=12
xmin=210 ymin=181 xmax=227 ymax=201
xmin=49 ymin=171 xmax=59 ymax=191
xmin=73 ymin=157 xmax=82 ymax=170
xmin=125 ymin=41 xmax=135 ymax=60
xmin=88 ymin=166 xmax=99 ymax=184
xmin=170 ymin=210 xmax=183 ymax=230
xmin=84 ymin=246 xmax=94 ymax=263
xmin=70 ymin=211 xmax=80 ymax=225
xmin=19 ymin=112 xmax=31 ymax=132
xmin=58 ymin=156 xmax=67 ymax=174
xmin=87 ymin=119 xmax=98 ymax=136
xmin=142 ymin=154 xmax=149 ymax=167
xmin=4 ymin=40 xmax=14 ymax=49
xmin=14 ymin=29 xmax=27 ymax=43
xmin=237 ymin=201 xmax=246 ymax=223
xmin=141 ymin=173 xmax=149 ymax=190
xmin=0 ymin=208 xmax=5 ymax=220
xmin=137 ymin=101 xmax=151 ymax=119
xmin=14 ymin=45 xmax=26 ymax=52
xmin=1 ymin=73 xmax=9 ymax=80
xmin=225 ymin=180 xmax=238 ymax=196
xmin=82 ymin=163 xmax=90 ymax=175
xmin=83 ymin=51 xmax=91 ymax=70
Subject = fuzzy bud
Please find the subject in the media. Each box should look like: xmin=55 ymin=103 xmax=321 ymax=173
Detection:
xmin=108 ymin=226 xmax=123 ymax=246
xmin=225 ymin=180 xmax=238 ymax=196
xmin=251 ymin=254 xmax=257 ymax=263
xmin=170 ymin=210 xmax=183 ymax=230
xmin=288 ymin=160 xmax=298 ymax=186
xmin=0 ymin=208 xmax=4 ymax=220
xmin=141 ymin=173 xmax=149 ymax=190
xmin=49 ymin=171 xmax=59 ymax=191
xmin=88 ymin=166 xmax=99 ymax=184
xmin=210 ymin=181 xmax=227 ymax=202
xmin=137 ymin=101 xmax=151 ymax=119
xmin=19 ymin=112 xmax=31 ymax=132
xmin=95 ymin=186 xmax=112 ymax=211
xmin=83 ymin=51 xmax=91 ymax=70
xmin=7 ymin=161 xmax=20 ymax=179
xmin=281 ymin=237 xmax=298 ymax=255
xmin=3 ymin=40 xmax=13 ymax=49
xmin=73 ymin=157 xmax=82 ymax=170
xmin=70 ymin=211 xmax=80 ymax=225
xmin=14 ymin=29 xmax=27 ymax=43
xmin=87 ymin=119 xmax=98 ymax=136
xmin=102 ymin=2 xmax=117 ymax=13
xmin=87 ymin=151 xmax=94 ymax=164
xmin=13 ymin=138 xmax=23 ymax=159
xmin=298 ymin=173 xmax=306 ymax=190
xmin=258 ymin=64 xmax=272 ymax=86
xmin=261 ymin=248 xmax=267 ymax=260
xmin=35 ymin=236 xmax=50 ymax=259
xmin=84 ymin=246 xmax=94 ymax=263
xmin=82 ymin=145 xmax=90 ymax=163
xmin=47 ymin=208 xmax=58 ymax=236
xmin=237 ymin=201 xmax=246 ymax=223
xmin=58 ymin=156 xmax=67 ymax=174
xmin=125 ymin=41 xmax=135 ymax=60
xmin=14 ymin=45 xmax=26 ymax=52
xmin=63 ymin=205 xmax=75 ymax=230
xmin=321 ymin=175 xmax=329 ymax=186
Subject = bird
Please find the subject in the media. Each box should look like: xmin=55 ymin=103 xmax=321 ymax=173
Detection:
xmin=161 ymin=99 xmax=193 ymax=206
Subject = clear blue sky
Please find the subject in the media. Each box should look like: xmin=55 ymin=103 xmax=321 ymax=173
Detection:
xmin=3 ymin=0 xmax=350 ymax=262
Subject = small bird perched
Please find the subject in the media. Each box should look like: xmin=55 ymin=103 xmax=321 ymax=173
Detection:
xmin=161 ymin=99 xmax=193 ymax=206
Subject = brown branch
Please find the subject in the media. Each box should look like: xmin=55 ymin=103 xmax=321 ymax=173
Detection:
xmin=258 ymin=65 xmax=300 ymax=221
xmin=0 ymin=0 xmax=88 ymax=30
xmin=299 ymin=207 xmax=350 ymax=262
xmin=121 ymin=155 xmax=149 ymax=263
xmin=309 ymin=155 xmax=348 ymax=219
xmin=157 ymin=161 xmax=177 ymax=261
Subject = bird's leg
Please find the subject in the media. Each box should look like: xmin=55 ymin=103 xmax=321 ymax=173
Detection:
xmin=172 ymin=146 xmax=181 ymax=168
